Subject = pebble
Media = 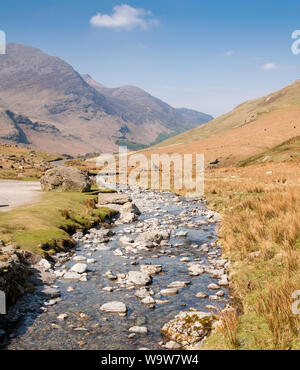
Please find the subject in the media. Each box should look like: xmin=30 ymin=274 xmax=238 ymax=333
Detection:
xmin=160 ymin=288 xmax=179 ymax=295
xmin=128 ymin=326 xmax=148 ymax=334
xmin=168 ymin=281 xmax=190 ymax=288
xmin=196 ymin=292 xmax=208 ymax=298
xmin=99 ymin=301 xmax=127 ymax=314
xmin=165 ymin=340 xmax=182 ymax=349
xmin=208 ymin=283 xmax=220 ymax=290
xmin=57 ymin=314 xmax=69 ymax=321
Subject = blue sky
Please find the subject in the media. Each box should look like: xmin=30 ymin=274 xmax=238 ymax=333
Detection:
xmin=1 ymin=0 xmax=300 ymax=116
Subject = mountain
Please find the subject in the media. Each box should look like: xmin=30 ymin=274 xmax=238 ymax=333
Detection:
xmin=81 ymin=74 xmax=213 ymax=130
xmin=143 ymin=79 xmax=300 ymax=166
xmin=155 ymin=79 xmax=300 ymax=148
xmin=0 ymin=43 xmax=212 ymax=155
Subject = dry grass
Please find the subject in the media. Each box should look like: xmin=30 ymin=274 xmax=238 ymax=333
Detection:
xmin=256 ymin=278 xmax=300 ymax=349
xmin=217 ymin=308 xmax=240 ymax=349
xmin=203 ymin=158 xmax=300 ymax=349
xmin=79 ymin=149 xmax=300 ymax=349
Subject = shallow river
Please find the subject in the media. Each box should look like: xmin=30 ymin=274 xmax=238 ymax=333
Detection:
xmin=1 ymin=187 xmax=228 ymax=350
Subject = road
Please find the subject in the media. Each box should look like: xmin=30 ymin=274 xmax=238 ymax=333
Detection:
xmin=0 ymin=180 xmax=41 ymax=212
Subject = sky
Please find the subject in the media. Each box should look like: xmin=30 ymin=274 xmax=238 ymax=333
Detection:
xmin=1 ymin=0 xmax=300 ymax=117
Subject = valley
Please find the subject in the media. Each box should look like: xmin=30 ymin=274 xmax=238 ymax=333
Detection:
xmin=0 ymin=51 xmax=300 ymax=352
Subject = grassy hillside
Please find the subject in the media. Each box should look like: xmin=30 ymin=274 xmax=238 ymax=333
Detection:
xmin=239 ymin=135 xmax=300 ymax=167
xmin=0 ymin=143 xmax=64 ymax=180
xmin=156 ymin=79 xmax=300 ymax=148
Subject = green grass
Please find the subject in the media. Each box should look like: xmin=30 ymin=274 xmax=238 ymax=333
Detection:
xmin=202 ymin=313 xmax=273 ymax=350
xmin=239 ymin=135 xmax=300 ymax=167
xmin=115 ymin=139 xmax=148 ymax=151
xmin=0 ymin=190 xmax=116 ymax=257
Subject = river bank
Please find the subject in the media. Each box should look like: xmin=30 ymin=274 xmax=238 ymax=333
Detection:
xmin=0 ymin=185 xmax=230 ymax=350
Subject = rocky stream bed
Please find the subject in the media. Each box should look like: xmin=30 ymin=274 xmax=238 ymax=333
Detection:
xmin=0 ymin=186 xmax=230 ymax=350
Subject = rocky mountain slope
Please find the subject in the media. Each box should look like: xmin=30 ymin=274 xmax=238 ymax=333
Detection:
xmin=81 ymin=74 xmax=213 ymax=131
xmin=0 ymin=44 xmax=212 ymax=155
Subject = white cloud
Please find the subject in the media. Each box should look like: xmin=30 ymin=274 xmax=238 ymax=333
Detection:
xmin=262 ymin=62 xmax=279 ymax=71
xmin=90 ymin=4 xmax=156 ymax=30
xmin=222 ymin=50 xmax=235 ymax=57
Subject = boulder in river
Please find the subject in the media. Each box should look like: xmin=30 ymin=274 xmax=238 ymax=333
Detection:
xmin=167 ymin=281 xmax=190 ymax=288
xmin=122 ymin=202 xmax=141 ymax=215
xmin=63 ymin=271 xmax=81 ymax=280
xmin=161 ymin=311 xmax=214 ymax=346
xmin=129 ymin=326 xmax=148 ymax=334
xmin=135 ymin=230 xmax=170 ymax=248
xmin=70 ymin=263 xmax=87 ymax=274
xmin=160 ymin=288 xmax=178 ymax=295
xmin=40 ymin=166 xmax=91 ymax=192
xmin=100 ymin=301 xmax=127 ymax=314
xmin=127 ymin=271 xmax=152 ymax=286
xmin=98 ymin=193 xmax=131 ymax=205
xmin=140 ymin=265 xmax=162 ymax=275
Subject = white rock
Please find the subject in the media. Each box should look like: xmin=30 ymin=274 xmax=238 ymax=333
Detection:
xmin=135 ymin=287 xmax=152 ymax=299
xmin=127 ymin=271 xmax=152 ymax=286
xmin=129 ymin=326 xmax=148 ymax=334
xmin=208 ymin=283 xmax=220 ymax=290
xmin=140 ymin=264 xmax=162 ymax=275
xmin=218 ymin=278 xmax=229 ymax=286
xmin=64 ymin=271 xmax=81 ymax=280
xmin=87 ymin=258 xmax=96 ymax=264
xmin=73 ymin=256 xmax=86 ymax=262
xmin=160 ymin=288 xmax=178 ymax=295
xmin=100 ymin=301 xmax=127 ymax=314
xmin=114 ymin=248 xmax=123 ymax=256
xmin=196 ymin=292 xmax=208 ymax=298
xmin=103 ymin=287 xmax=114 ymax=292
xmin=176 ymin=231 xmax=188 ymax=237
xmin=141 ymin=296 xmax=155 ymax=306
xmin=165 ymin=340 xmax=181 ymax=350
xmin=54 ymin=270 xmax=65 ymax=278
xmin=70 ymin=263 xmax=87 ymax=274
xmin=168 ymin=281 xmax=190 ymax=288
xmin=37 ymin=259 xmax=51 ymax=271
xmin=180 ymin=257 xmax=190 ymax=262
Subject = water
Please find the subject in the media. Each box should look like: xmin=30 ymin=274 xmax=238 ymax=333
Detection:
xmin=1 ymin=188 xmax=228 ymax=350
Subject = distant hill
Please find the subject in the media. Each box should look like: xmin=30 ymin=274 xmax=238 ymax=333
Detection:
xmin=142 ymin=79 xmax=300 ymax=166
xmin=0 ymin=43 xmax=212 ymax=155
xmin=155 ymin=79 xmax=300 ymax=148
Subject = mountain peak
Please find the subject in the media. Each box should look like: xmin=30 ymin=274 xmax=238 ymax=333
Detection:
xmin=0 ymin=43 xmax=212 ymax=155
